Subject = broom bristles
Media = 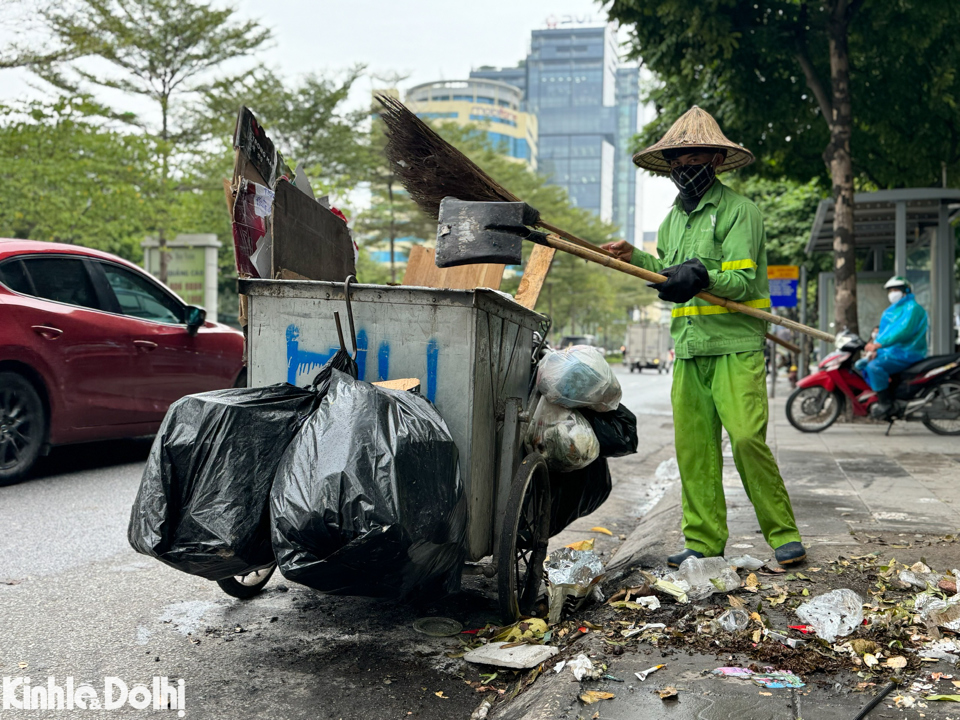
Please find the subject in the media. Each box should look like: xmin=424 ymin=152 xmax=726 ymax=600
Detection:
xmin=375 ymin=93 xmax=520 ymax=219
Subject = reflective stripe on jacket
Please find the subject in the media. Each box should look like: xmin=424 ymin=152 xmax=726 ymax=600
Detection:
xmin=629 ymin=180 xmax=770 ymax=359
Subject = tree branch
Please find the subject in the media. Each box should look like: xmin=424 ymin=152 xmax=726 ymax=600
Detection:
xmin=794 ymin=47 xmax=833 ymax=128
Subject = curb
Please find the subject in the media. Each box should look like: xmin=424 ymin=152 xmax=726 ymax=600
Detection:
xmin=490 ymin=483 xmax=683 ymax=720
xmin=603 ymin=481 xmax=683 ymax=585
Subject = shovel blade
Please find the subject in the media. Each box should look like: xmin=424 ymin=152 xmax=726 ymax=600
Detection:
xmin=435 ymin=197 xmax=540 ymax=268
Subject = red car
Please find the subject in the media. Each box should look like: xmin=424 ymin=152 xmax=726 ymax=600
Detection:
xmin=0 ymin=239 xmax=245 ymax=483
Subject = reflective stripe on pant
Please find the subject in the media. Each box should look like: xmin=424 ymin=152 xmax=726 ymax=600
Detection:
xmin=671 ymin=351 xmax=802 ymax=556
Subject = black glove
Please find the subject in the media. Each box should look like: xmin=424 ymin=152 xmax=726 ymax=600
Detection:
xmin=648 ymin=258 xmax=710 ymax=304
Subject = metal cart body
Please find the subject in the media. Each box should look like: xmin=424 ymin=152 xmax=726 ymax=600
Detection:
xmin=239 ymin=279 xmax=547 ymax=569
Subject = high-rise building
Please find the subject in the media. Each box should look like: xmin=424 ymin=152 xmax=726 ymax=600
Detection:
xmin=405 ymin=79 xmax=538 ymax=168
xmin=471 ymin=24 xmax=642 ymax=244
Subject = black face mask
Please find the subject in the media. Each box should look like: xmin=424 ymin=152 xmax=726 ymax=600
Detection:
xmin=670 ymin=163 xmax=716 ymax=202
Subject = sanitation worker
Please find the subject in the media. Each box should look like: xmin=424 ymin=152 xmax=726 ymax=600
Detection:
xmin=602 ymin=106 xmax=806 ymax=568
xmin=855 ymin=277 xmax=928 ymax=418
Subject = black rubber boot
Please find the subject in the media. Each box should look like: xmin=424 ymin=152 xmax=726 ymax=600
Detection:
xmin=667 ymin=548 xmax=704 ymax=569
xmin=871 ymin=388 xmax=893 ymax=419
xmin=775 ymin=542 xmax=807 ymax=566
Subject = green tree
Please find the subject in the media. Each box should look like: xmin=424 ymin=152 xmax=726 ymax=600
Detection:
xmin=34 ymin=0 xmax=270 ymax=282
xmin=0 ymin=97 xmax=153 ymax=257
xmin=605 ymin=0 xmax=960 ymax=335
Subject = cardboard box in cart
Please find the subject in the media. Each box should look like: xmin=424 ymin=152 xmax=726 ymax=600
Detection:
xmin=238 ymin=278 xmax=547 ymax=562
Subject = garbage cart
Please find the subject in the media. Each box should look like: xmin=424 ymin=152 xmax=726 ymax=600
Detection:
xmin=237 ymin=277 xmax=552 ymax=620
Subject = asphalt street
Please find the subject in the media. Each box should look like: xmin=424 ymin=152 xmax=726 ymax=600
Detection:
xmin=0 ymin=365 xmax=674 ymax=720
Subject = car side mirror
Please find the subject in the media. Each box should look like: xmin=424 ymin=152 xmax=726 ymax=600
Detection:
xmin=185 ymin=305 xmax=207 ymax=335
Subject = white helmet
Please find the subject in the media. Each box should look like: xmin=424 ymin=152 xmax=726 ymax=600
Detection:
xmin=884 ymin=276 xmax=911 ymax=291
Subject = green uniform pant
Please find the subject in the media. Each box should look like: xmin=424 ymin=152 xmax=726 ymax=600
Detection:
xmin=671 ymin=351 xmax=801 ymax=556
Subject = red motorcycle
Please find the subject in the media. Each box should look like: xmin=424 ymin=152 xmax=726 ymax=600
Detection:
xmin=786 ymin=332 xmax=960 ymax=435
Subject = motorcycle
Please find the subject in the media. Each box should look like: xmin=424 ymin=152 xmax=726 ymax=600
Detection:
xmin=785 ymin=331 xmax=960 ymax=435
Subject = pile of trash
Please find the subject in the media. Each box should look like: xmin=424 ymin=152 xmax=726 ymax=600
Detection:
xmin=526 ymin=345 xmax=638 ymax=539
xmin=129 ymin=352 xmax=466 ymax=600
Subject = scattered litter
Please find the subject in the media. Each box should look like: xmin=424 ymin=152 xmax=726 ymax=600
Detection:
xmin=725 ymin=555 xmax=766 ymax=571
xmin=590 ymin=526 xmax=613 ymax=536
xmin=494 ymin=618 xmax=548 ymax=643
xmin=462 ymin=642 xmax=558 ymax=669
xmin=886 ymin=656 xmax=908 ymax=669
xmin=764 ymin=629 xmax=805 ymax=649
xmin=795 ymin=589 xmax=864 ymax=642
xmin=435 ymin=691 xmax=449 ymax=699
xmin=915 ymin=592 xmax=960 ymax=634
xmin=919 ymin=639 xmax=960 ymax=661
xmin=566 ymin=654 xmax=600 ymax=681
xmin=925 ymin=695 xmax=960 ymax=702
xmin=633 ymin=596 xmax=660 ymax=610
xmin=470 ymin=699 xmax=492 ymax=720
xmin=712 ymin=667 xmax=805 ymax=689
xmin=714 ymin=609 xmax=750 ymax=633
xmin=566 ymin=538 xmax=595 ymax=551
xmin=788 ymin=625 xmax=812 ymax=634
xmin=658 ymin=686 xmax=679 ymax=700
xmin=413 ymin=617 xmax=463 ymax=637
xmin=666 ymin=556 xmax=740 ymax=601
xmin=655 ymin=457 xmax=680 ymax=482
xmin=635 ymin=665 xmax=665 ymax=681
xmin=545 ymin=548 xmax=604 ymax=623
xmin=579 ymin=690 xmax=614 ymax=704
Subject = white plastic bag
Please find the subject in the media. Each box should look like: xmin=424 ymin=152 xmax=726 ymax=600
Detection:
xmin=795 ymin=589 xmax=863 ymax=643
xmin=536 ymin=346 xmax=621 ymax=412
xmin=525 ymin=397 xmax=599 ymax=471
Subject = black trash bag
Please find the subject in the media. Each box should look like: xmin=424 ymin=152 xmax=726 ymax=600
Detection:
xmin=128 ymin=349 xmax=358 ymax=580
xmin=548 ymin=458 xmax=612 ymax=537
xmin=580 ymin=404 xmax=638 ymax=458
xmin=270 ymin=371 xmax=466 ymax=599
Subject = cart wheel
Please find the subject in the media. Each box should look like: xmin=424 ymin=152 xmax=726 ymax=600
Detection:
xmin=216 ymin=565 xmax=276 ymax=599
xmin=497 ymin=453 xmax=551 ymax=622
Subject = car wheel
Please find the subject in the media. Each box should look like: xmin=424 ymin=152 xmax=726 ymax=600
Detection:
xmin=0 ymin=372 xmax=47 ymax=485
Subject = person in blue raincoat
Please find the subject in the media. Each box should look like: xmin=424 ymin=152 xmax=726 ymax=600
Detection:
xmin=855 ymin=276 xmax=928 ymax=417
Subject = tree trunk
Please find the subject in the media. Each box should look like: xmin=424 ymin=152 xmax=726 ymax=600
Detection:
xmin=826 ymin=7 xmax=858 ymax=335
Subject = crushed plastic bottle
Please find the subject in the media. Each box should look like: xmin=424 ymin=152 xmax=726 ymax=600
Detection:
xmin=666 ymin=556 xmax=741 ymax=602
xmin=795 ymin=589 xmax=863 ymax=642
xmin=714 ymin=608 xmax=750 ymax=632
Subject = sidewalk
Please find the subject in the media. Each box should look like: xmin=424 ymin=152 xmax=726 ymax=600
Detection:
xmin=494 ymin=376 xmax=960 ymax=720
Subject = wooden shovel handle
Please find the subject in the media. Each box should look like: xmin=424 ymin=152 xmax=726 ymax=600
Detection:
xmin=541 ymin=233 xmax=836 ymax=345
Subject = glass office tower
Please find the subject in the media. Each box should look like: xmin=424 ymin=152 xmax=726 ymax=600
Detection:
xmin=471 ymin=25 xmax=640 ymax=244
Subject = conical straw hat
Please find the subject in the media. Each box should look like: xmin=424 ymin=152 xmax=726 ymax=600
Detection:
xmin=633 ymin=106 xmax=754 ymax=174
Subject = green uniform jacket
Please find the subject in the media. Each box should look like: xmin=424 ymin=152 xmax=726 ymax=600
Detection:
xmin=630 ymin=180 xmax=771 ymax=359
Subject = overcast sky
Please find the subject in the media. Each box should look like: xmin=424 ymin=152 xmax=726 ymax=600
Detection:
xmin=0 ymin=0 xmax=675 ymax=232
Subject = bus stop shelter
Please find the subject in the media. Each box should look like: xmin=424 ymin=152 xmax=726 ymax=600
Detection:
xmin=806 ymin=188 xmax=960 ymax=355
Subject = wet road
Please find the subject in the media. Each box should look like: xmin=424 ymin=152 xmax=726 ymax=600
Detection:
xmin=0 ymin=366 xmax=674 ymax=720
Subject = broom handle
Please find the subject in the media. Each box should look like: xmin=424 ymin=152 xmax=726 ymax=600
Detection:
xmin=541 ymin=233 xmax=836 ymax=345
xmin=537 ymin=221 xmax=618 ymax=258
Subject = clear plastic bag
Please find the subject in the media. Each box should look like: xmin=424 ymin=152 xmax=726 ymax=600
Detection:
xmin=715 ymin=608 xmax=750 ymax=632
xmin=795 ymin=589 xmax=864 ymax=642
xmin=536 ymin=346 xmax=622 ymax=412
xmin=666 ymin=556 xmax=741 ymax=602
xmin=525 ymin=396 xmax=599 ymax=471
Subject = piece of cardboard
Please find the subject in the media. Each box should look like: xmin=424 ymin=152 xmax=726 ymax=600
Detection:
xmin=372 ymin=378 xmax=421 ymax=392
xmin=270 ymin=179 xmax=356 ymax=282
xmin=514 ymin=244 xmax=556 ymax=310
xmin=402 ymin=245 xmax=504 ymax=290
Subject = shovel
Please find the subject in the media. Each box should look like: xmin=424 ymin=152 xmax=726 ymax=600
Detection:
xmin=435 ymin=198 xmax=834 ymax=345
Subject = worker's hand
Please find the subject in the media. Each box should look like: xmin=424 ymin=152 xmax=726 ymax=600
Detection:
xmin=865 ymin=341 xmax=881 ymax=353
xmin=601 ymin=240 xmax=635 ymax=263
xmin=648 ymin=258 xmax=710 ymax=304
